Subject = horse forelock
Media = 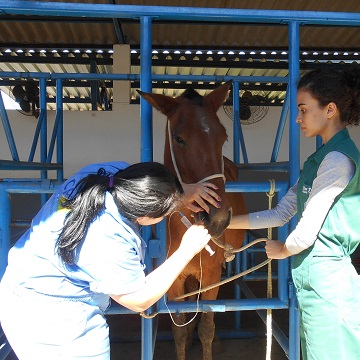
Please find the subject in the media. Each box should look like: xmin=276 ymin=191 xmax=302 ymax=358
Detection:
xmin=180 ymin=88 xmax=203 ymax=105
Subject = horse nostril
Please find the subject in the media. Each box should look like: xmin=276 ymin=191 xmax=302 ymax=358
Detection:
xmin=200 ymin=212 xmax=210 ymax=226
xmin=221 ymin=207 xmax=232 ymax=229
xmin=192 ymin=211 xmax=207 ymax=224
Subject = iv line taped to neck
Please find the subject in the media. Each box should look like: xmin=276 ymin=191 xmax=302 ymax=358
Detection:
xmin=179 ymin=212 xmax=215 ymax=256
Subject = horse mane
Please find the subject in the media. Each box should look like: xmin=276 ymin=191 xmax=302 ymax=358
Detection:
xmin=180 ymin=87 xmax=204 ymax=105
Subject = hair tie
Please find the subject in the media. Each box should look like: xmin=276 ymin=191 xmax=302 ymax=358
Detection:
xmin=109 ymin=175 xmax=114 ymax=189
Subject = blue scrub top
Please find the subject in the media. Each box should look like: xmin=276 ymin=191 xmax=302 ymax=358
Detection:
xmin=1 ymin=162 xmax=147 ymax=311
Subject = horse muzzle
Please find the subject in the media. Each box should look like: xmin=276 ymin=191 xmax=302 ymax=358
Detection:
xmin=193 ymin=206 xmax=232 ymax=239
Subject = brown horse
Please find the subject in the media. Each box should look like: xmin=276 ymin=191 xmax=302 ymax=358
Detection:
xmin=138 ymin=82 xmax=247 ymax=360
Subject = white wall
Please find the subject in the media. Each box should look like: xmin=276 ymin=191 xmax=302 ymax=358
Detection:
xmin=1 ymin=105 xmax=359 ymax=179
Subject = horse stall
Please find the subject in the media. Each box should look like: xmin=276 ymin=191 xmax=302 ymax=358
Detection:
xmin=1 ymin=2 xmax=360 ymax=360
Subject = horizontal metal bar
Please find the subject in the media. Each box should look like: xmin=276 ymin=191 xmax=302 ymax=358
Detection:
xmin=0 ymin=71 xmax=288 ymax=84
xmin=225 ymin=180 xmax=288 ymax=193
xmin=11 ymin=220 xmax=31 ymax=228
xmin=105 ymin=297 xmax=288 ymax=315
xmin=0 ymin=160 xmax=62 ymax=171
xmin=1 ymin=2 xmax=360 ymax=26
xmin=0 ymin=78 xmax=284 ymax=89
xmin=242 ymin=274 xmax=278 ymax=281
xmin=0 ymin=179 xmax=62 ymax=193
xmin=109 ymin=330 xmax=262 ymax=343
xmin=237 ymin=161 xmax=289 ymax=172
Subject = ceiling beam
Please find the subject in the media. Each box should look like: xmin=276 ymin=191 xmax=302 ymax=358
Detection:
xmin=1 ymin=1 xmax=360 ymax=27
xmin=107 ymin=0 xmax=126 ymax=44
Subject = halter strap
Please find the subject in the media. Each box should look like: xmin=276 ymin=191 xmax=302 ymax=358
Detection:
xmin=198 ymin=173 xmax=226 ymax=184
xmin=167 ymin=120 xmax=225 ymax=184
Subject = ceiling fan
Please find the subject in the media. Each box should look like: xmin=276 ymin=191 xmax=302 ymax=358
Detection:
xmin=11 ymin=79 xmax=40 ymax=118
xmin=223 ymin=89 xmax=269 ymax=125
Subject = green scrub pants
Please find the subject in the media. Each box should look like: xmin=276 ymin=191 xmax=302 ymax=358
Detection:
xmin=292 ymin=256 xmax=360 ymax=360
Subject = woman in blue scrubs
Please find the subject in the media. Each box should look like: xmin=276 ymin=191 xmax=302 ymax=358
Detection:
xmin=0 ymin=161 xmax=215 ymax=359
xmin=229 ymin=66 xmax=360 ymax=359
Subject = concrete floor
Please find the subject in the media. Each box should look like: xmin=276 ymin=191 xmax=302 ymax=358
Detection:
xmin=111 ymin=337 xmax=289 ymax=359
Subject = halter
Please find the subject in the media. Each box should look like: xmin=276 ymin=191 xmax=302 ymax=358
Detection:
xmin=167 ymin=120 xmax=226 ymax=185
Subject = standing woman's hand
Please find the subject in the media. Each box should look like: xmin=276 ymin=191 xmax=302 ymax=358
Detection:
xmin=179 ymin=224 xmax=211 ymax=256
xmin=265 ymin=239 xmax=291 ymax=259
xmin=181 ymin=182 xmax=221 ymax=213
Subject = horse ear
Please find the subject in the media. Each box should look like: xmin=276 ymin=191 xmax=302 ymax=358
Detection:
xmin=204 ymin=81 xmax=232 ymax=112
xmin=137 ymin=90 xmax=179 ymax=118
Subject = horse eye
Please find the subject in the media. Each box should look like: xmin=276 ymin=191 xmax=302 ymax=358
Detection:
xmin=174 ymin=135 xmax=185 ymax=145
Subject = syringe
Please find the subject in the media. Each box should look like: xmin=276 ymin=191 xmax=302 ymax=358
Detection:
xmin=179 ymin=212 xmax=215 ymax=256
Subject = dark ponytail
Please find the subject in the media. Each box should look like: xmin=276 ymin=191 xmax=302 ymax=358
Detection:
xmin=56 ymin=173 xmax=109 ymax=264
xmin=56 ymin=162 xmax=182 ymax=264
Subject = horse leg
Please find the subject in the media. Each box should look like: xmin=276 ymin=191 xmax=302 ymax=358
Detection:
xmin=171 ymin=312 xmax=197 ymax=360
xmin=198 ymin=311 xmax=215 ymax=360
xmin=197 ymin=283 xmax=220 ymax=360
xmin=168 ymin=275 xmax=196 ymax=360
xmin=171 ymin=313 xmax=188 ymax=360
xmin=171 ymin=275 xmax=202 ymax=360
xmin=184 ymin=315 xmax=197 ymax=351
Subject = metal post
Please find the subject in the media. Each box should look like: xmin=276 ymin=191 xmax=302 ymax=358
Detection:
xmin=288 ymin=20 xmax=301 ymax=360
xmin=288 ymin=22 xmax=301 ymax=186
xmin=140 ymin=15 xmax=155 ymax=360
xmin=39 ymin=77 xmax=48 ymax=205
xmin=232 ymin=81 xmax=248 ymax=165
xmin=0 ymin=184 xmax=11 ymax=279
xmin=140 ymin=16 xmax=153 ymax=164
xmin=90 ymin=60 xmax=98 ymax=111
xmin=0 ymin=91 xmax=19 ymax=161
xmin=56 ymin=78 xmax=64 ymax=182
xmin=271 ymin=87 xmax=290 ymax=162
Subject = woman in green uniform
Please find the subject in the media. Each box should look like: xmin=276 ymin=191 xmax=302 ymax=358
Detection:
xmin=229 ymin=65 xmax=360 ymax=360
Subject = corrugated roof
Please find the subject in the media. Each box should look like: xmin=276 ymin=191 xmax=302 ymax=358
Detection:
xmin=2 ymin=0 xmax=360 ymax=48
xmin=0 ymin=1 xmax=360 ymax=112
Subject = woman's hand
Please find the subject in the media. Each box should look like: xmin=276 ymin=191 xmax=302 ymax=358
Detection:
xmin=179 ymin=224 xmax=211 ymax=256
xmin=265 ymin=239 xmax=291 ymax=259
xmin=181 ymin=182 xmax=221 ymax=213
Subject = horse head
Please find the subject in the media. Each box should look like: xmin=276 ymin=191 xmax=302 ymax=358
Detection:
xmin=138 ymin=81 xmax=233 ymax=239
